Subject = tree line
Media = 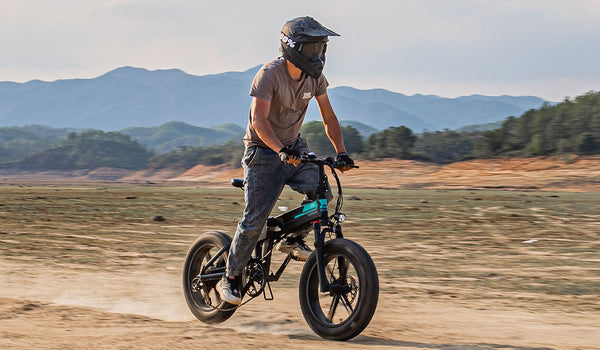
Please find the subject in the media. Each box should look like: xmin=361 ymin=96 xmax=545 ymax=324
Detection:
xmin=1 ymin=130 xmax=152 ymax=170
xmin=472 ymin=92 xmax=600 ymax=157
xmin=302 ymin=122 xmax=481 ymax=163
xmin=304 ymin=91 xmax=599 ymax=162
xmin=1 ymin=91 xmax=598 ymax=171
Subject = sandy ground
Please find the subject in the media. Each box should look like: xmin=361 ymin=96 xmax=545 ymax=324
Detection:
xmin=2 ymin=260 xmax=598 ymax=350
xmin=1 ymin=156 xmax=599 ymax=349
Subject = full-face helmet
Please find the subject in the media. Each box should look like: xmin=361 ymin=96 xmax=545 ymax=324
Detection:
xmin=280 ymin=16 xmax=340 ymax=78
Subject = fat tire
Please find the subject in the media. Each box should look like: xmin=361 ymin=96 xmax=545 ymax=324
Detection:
xmin=183 ymin=230 xmax=236 ymax=324
xmin=299 ymin=238 xmax=379 ymax=340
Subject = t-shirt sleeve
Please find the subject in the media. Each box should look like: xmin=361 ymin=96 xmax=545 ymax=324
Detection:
xmin=315 ymin=74 xmax=329 ymax=97
xmin=249 ymin=66 xmax=276 ymax=102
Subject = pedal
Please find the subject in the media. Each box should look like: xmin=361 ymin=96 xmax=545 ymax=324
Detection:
xmin=289 ymin=252 xmax=301 ymax=261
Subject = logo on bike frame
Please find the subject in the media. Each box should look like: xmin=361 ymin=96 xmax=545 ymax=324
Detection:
xmin=293 ymin=199 xmax=326 ymax=219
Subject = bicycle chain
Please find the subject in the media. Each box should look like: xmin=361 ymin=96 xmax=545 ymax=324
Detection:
xmin=217 ymin=296 xmax=255 ymax=311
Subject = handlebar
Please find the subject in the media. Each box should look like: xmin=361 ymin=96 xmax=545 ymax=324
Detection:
xmin=232 ymin=152 xmax=352 ymax=216
xmin=299 ymin=152 xmax=359 ymax=170
xmin=299 ymin=152 xmax=352 ymax=217
xmin=231 ymin=152 xmax=357 ymax=190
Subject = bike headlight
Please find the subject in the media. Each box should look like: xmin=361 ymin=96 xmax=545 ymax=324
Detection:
xmin=336 ymin=213 xmax=346 ymax=223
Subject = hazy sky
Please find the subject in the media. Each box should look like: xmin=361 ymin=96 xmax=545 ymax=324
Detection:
xmin=1 ymin=0 xmax=599 ymax=101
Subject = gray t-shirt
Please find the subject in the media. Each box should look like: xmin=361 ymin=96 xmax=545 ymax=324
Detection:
xmin=243 ymin=57 xmax=329 ymax=149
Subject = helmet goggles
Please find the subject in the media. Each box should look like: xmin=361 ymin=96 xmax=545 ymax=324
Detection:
xmin=298 ymin=41 xmax=327 ymax=58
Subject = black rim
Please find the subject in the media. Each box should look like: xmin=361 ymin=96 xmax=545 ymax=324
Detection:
xmin=306 ymin=253 xmax=360 ymax=326
xmin=187 ymin=243 xmax=226 ymax=310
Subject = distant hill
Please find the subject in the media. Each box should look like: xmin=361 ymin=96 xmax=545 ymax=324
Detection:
xmin=0 ymin=66 xmax=257 ymax=130
xmin=0 ymin=66 xmax=550 ymax=132
xmin=339 ymin=120 xmax=379 ymax=137
xmin=2 ymin=130 xmax=152 ymax=170
xmin=210 ymin=123 xmax=245 ymax=134
xmin=0 ymin=125 xmax=77 ymax=162
xmin=317 ymin=87 xmax=549 ymax=131
xmin=6 ymin=124 xmax=79 ymax=138
xmin=456 ymin=120 xmax=504 ymax=132
xmin=2 ymin=91 xmax=595 ymax=171
xmin=121 ymin=121 xmax=243 ymax=153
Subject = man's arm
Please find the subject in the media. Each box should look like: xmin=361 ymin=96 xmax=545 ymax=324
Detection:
xmin=315 ymin=92 xmax=347 ymax=154
xmin=250 ymin=97 xmax=285 ymax=152
xmin=251 ymin=96 xmax=301 ymax=166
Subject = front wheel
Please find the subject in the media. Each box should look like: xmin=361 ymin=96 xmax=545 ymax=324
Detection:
xmin=183 ymin=231 xmax=236 ymax=324
xmin=299 ymin=238 xmax=379 ymax=340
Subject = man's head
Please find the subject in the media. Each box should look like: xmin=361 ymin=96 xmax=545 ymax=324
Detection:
xmin=280 ymin=16 xmax=339 ymax=79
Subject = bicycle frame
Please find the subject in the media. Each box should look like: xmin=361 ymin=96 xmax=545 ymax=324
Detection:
xmin=195 ymin=153 xmax=354 ymax=297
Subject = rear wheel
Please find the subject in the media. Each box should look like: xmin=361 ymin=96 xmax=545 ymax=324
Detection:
xmin=183 ymin=231 xmax=236 ymax=324
xmin=299 ymin=238 xmax=379 ymax=340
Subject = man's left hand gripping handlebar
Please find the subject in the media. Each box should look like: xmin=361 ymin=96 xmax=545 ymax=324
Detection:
xmin=336 ymin=152 xmax=356 ymax=172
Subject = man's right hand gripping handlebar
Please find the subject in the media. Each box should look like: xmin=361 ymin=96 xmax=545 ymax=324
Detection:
xmin=279 ymin=147 xmax=301 ymax=166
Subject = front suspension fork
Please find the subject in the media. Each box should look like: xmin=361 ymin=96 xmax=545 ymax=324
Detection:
xmin=313 ymin=222 xmax=345 ymax=293
xmin=312 ymin=220 xmax=330 ymax=293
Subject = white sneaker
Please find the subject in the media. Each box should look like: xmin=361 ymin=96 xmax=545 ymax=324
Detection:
xmin=277 ymin=239 xmax=312 ymax=261
xmin=216 ymin=276 xmax=242 ymax=305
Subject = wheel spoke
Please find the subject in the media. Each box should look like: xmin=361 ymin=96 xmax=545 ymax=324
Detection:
xmin=202 ymin=252 xmax=212 ymax=271
xmin=339 ymin=293 xmax=355 ymax=314
xmin=327 ymin=294 xmax=341 ymax=321
xmin=325 ymin=265 xmax=336 ymax=282
xmin=202 ymin=290 xmax=212 ymax=306
xmin=327 ymin=262 xmax=337 ymax=279
xmin=325 ymin=256 xmax=339 ymax=283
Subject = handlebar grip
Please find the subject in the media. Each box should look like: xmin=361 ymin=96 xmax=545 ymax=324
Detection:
xmin=231 ymin=178 xmax=244 ymax=188
xmin=298 ymin=154 xmax=359 ymax=169
xmin=336 ymin=164 xmax=359 ymax=169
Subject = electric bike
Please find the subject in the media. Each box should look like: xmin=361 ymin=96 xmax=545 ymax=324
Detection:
xmin=183 ymin=153 xmax=378 ymax=340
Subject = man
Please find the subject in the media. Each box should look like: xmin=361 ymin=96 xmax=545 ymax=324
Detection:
xmin=217 ymin=16 xmax=355 ymax=305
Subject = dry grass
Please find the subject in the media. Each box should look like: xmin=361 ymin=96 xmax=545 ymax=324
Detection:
xmin=1 ymin=157 xmax=600 ymax=349
xmin=1 ymin=185 xmax=598 ymax=311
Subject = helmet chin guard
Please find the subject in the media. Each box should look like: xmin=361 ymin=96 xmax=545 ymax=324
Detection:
xmin=280 ymin=17 xmax=339 ymax=79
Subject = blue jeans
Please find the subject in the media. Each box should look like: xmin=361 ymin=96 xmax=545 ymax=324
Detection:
xmin=226 ymin=137 xmax=319 ymax=277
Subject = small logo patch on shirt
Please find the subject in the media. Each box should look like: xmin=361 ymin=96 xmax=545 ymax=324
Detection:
xmin=303 ymin=92 xmax=312 ymax=99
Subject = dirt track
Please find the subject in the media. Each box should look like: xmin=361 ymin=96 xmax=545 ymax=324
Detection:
xmin=1 ymin=156 xmax=599 ymax=349
xmin=2 ymin=258 xmax=598 ymax=350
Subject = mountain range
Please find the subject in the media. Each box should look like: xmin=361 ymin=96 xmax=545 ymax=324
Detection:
xmin=0 ymin=66 xmax=551 ymax=132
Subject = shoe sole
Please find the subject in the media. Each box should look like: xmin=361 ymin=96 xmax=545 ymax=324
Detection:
xmin=220 ymin=296 xmax=242 ymax=305
xmin=216 ymin=281 xmax=242 ymax=305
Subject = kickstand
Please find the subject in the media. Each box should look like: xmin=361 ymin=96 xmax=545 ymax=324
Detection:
xmin=263 ymin=279 xmax=274 ymax=300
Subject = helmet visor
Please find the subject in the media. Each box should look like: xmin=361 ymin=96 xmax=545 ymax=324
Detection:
xmin=299 ymin=41 xmax=327 ymax=57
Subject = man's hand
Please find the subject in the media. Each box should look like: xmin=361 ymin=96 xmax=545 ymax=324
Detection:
xmin=336 ymin=152 xmax=355 ymax=172
xmin=279 ymin=147 xmax=301 ymax=166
